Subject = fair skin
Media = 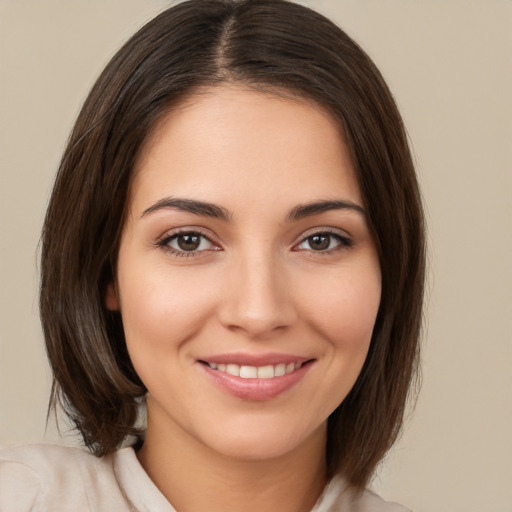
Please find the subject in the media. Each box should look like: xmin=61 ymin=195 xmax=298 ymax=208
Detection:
xmin=107 ymin=85 xmax=381 ymax=512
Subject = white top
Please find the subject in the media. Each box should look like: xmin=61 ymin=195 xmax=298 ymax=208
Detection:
xmin=0 ymin=444 xmax=411 ymax=511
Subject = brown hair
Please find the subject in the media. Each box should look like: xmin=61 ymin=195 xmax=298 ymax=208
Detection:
xmin=41 ymin=0 xmax=425 ymax=491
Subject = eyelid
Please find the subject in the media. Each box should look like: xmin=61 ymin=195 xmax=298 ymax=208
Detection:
xmin=292 ymin=227 xmax=353 ymax=251
xmin=295 ymin=226 xmax=352 ymax=242
xmin=156 ymin=227 xmax=222 ymax=257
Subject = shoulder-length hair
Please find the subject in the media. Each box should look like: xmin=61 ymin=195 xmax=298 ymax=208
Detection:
xmin=41 ymin=0 xmax=425 ymax=491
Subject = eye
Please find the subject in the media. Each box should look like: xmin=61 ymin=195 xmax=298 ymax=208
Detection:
xmin=295 ymin=232 xmax=351 ymax=252
xmin=158 ymin=231 xmax=216 ymax=256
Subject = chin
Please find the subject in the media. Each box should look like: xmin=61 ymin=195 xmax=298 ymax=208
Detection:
xmin=196 ymin=418 xmax=326 ymax=463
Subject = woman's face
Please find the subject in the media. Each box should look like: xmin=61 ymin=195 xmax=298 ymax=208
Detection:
xmin=108 ymin=85 xmax=381 ymax=461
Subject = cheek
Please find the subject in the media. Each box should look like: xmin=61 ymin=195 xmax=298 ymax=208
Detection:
xmin=297 ymin=263 xmax=382 ymax=350
xmin=116 ymin=258 xmax=220 ymax=363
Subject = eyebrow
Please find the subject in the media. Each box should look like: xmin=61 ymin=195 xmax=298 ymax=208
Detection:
xmin=141 ymin=197 xmax=231 ymax=221
xmin=141 ymin=197 xmax=364 ymax=222
xmin=286 ymin=199 xmax=365 ymax=221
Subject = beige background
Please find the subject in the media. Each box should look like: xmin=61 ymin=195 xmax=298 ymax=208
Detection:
xmin=1 ymin=1 xmax=511 ymax=511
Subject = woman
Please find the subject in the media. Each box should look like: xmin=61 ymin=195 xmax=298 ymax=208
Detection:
xmin=0 ymin=1 xmax=425 ymax=510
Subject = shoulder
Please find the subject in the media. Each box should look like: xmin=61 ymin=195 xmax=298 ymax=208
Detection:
xmin=1 ymin=442 xmax=103 ymax=466
xmin=354 ymin=489 xmax=412 ymax=512
xmin=313 ymin=476 xmax=412 ymax=512
xmin=0 ymin=443 xmax=126 ymax=512
xmin=0 ymin=442 xmax=114 ymax=482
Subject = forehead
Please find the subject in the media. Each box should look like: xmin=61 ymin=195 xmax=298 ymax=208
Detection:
xmin=130 ymin=85 xmax=361 ymax=216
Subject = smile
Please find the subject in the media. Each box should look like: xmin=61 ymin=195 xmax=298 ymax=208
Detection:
xmin=205 ymin=362 xmax=303 ymax=379
xmin=198 ymin=356 xmax=314 ymax=401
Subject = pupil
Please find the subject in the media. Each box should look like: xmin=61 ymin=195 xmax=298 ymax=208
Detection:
xmin=178 ymin=234 xmax=200 ymax=251
xmin=310 ymin=234 xmax=329 ymax=250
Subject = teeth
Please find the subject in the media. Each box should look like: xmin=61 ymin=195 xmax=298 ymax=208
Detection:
xmin=240 ymin=365 xmax=258 ymax=378
xmin=207 ymin=361 xmax=303 ymax=379
xmin=257 ymin=365 xmax=274 ymax=379
xmin=226 ymin=364 xmax=240 ymax=377
xmin=274 ymin=363 xmax=286 ymax=377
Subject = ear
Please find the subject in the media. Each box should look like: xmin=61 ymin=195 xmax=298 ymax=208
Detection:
xmin=105 ymin=282 xmax=120 ymax=311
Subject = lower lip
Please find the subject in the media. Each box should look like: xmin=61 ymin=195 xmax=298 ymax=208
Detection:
xmin=200 ymin=362 xmax=313 ymax=401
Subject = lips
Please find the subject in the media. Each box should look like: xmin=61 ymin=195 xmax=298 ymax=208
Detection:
xmin=198 ymin=353 xmax=314 ymax=400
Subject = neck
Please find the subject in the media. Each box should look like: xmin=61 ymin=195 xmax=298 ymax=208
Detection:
xmin=137 ymin=398 xmax=327 ymax=512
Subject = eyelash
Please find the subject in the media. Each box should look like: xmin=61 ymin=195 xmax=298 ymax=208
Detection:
xmin=156 ymin=230 xmax=218 ymax=257
xmin=294 ymin=230 xmax=353 ymax=254
xmin=156 ymin=229 xmax=353 ymax=258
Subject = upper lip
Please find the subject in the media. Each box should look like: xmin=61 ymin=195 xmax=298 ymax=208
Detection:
xmin=198 ymin=352 xmax=313 ymax=367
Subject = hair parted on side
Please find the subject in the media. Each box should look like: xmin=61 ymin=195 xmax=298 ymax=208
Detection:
xmin=40 ymin=0 xmax=425 ymax=491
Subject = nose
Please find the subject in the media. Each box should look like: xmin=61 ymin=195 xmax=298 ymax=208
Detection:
xmin=217 ymin=250 xmax=297 ymax=339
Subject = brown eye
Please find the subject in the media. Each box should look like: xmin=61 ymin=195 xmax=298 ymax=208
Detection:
xmin=308 ymin=234 xmax=330 ymax=251
xmin=177 ymin=233 xmax=201 ymax=251
xmin=296 ymin=232 xmax=351 ymax=252
xmin=161 ymin=231 xmax=215 ymax=254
